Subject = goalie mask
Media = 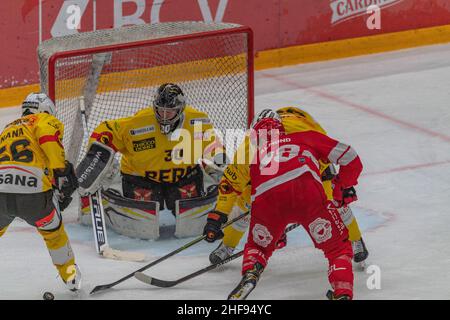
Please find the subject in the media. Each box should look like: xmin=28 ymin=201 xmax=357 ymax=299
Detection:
xmin=22 ymin=92 xmax=56 ymax=116
xmin=153 ymin=83 xmax=186 ymax=134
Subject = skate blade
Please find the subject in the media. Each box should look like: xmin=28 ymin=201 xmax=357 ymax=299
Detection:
xmin=354 ymin=260 xmax=367 ymax=272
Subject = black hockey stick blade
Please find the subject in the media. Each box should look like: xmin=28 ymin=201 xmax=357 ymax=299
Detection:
xmin=135 ymin=250 xmax=244 ymax=288
xmin=134 ymin=223 xmax=300 ymax=289
xmin=90 ymin=211 xmax=250 ymax=295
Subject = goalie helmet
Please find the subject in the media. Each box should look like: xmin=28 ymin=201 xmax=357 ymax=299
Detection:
xmin=153 ymin=83 xmax=186 ymax=134
xmin=22 ymin=92 xmax=56 ymax=116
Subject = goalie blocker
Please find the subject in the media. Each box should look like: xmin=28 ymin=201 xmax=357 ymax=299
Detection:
xmin=76 ymin=141 xmax=115 ymax=195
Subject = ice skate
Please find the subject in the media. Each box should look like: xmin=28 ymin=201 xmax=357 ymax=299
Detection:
xmin=62 ymin=264 xmax=82 ymax=292
xmin=209 ymin=241 xmax=235 ymax=265
xmin=228 ymin=263 xmax=264 ymax=300
xmin=326 ymin=290 xmax=351 ymax=300
xmin=352 ymin=237 xmax=369 ymax=270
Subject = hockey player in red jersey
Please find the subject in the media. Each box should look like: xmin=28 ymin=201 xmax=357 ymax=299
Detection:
xmin=204 ymin=110 xmax=363 ymax=300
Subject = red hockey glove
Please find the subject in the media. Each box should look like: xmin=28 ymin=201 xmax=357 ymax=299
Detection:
xmin=275 ymin=232 xmax=287 ymax=250
xmin=203 ymin=211 xmax=228 ymax=243
xmin=332 ymin=176 xmax=358 ymax=207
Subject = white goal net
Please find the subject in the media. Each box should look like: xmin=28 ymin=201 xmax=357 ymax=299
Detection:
xmin=38 ymin=21 xmax=254 ymax=165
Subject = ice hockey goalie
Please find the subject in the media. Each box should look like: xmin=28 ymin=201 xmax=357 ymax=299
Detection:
xmin=77 ymin=83 xmax=227 ymax=240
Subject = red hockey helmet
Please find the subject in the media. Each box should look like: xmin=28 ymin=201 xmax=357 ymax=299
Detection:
xmin=251 ymin=109 xmax=285 ymax=134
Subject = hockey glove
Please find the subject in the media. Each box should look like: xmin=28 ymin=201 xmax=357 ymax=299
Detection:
xmin=332 ymin=175 xmax=358 ymax=207
xmin=203 ymin=210 xmax=228 ymax=243
xmin=54 ymin=161 xmax=79 ymax=211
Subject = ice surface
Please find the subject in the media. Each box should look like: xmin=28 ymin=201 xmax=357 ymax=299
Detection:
xmin=1 ymin=43 xmax=450 ymax=299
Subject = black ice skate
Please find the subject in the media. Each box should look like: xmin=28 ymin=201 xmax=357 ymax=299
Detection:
xmin=228 ymin=263 xmax=264 ymax=300
xmin=352 ymin=237 xmax=369 ymax=270
xmin=326 ymin=290 xmax=351 ymax=300
xmin=209 ymin=241 xmax=235 ymax=265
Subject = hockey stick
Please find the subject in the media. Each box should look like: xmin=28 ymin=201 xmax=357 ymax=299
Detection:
xmin=90 ymin=211 xmax=250 ymax=295
xmin=79 ymin=98 xmax=146 ymax=262
xmin=134 ymin=223 xmax=300 ymax=288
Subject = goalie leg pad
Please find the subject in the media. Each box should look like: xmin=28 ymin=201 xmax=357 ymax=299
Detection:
xmin=76 ymin=141 xmax=115 ymax=195
xmin=102 ymin=188 xmax=160 ymax=240
xmin=174 ymin=185 xmax=218 ymax=238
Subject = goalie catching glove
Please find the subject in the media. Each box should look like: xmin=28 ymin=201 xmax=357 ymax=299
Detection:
xmin=76 ymin=141 xmax=115 ymax=196
xmin=54 ymin=161 xmax=78 ymax=211
xmin=203 ymin=210 xmax=228 ymax=242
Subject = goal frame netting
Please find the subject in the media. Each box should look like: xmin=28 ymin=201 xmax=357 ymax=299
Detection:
xmin=38 ymin=22 xmax=254 ymax=165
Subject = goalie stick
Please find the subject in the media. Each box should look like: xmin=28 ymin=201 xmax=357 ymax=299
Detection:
xmin=134 ymin=223 xmax=300 ymax=288
xmin=90 ymin=211 xmax=250 ymax=295
xmin=79 ymin=98 xmax=146 ymax=262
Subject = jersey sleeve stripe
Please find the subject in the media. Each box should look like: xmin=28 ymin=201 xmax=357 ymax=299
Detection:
xmin=337 ymin=146 xmax=357 ymax=165
xmin=39 ymin=131 xmax=63 ymax=148
xmin=328 ymin=143 xmax=357 ymax=165
xmin=90 ymin=132 xmax=118 ymax=152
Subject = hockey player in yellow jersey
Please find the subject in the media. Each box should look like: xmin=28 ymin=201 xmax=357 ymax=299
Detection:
xmin=78 ymin=83 xmax=226 ymax=239
xmin=0 ymin=93 xmax=81 ymax=292
xmin=207 ymin=107 xmax=368 ymax=266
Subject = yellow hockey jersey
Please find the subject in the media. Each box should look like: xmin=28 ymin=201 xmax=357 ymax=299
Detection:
xmin=0 ymin=113 xmax=66 ymax=193
xmin=90 ymin=106 xmax=222 ymax=184
xmin=216 ymin=107 xmax=330 ymax=215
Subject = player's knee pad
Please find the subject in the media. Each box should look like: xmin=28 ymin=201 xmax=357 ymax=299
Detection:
xmin=102 ymin=188 xmax=160 ymax=240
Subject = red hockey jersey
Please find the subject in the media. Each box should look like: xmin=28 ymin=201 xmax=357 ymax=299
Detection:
xmin=250 ymin=130 xmax=363 ymax=201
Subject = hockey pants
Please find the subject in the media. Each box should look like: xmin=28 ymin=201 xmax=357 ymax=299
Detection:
xmin=242 ymin=173 xmax=354 ymax=298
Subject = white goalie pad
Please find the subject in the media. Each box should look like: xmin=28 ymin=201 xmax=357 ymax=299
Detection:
xmin=80 ymin=188 xmax=160 ymax=240
xmin=102 ymin=188 xmax=160 ymax=240
xmin=174 ymin=185 xmax=218 ymax=238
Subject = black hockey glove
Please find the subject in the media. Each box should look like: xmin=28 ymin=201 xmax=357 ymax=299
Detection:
xmin=203 ymin=210 xmax=228 ymax=243
xmin=342 ymin=186 xmax=358 ymax=205
xmin=54 ymin=161 xmax=79 ymax=211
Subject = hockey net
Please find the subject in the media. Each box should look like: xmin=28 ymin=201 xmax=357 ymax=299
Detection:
xmin=38 ymin=22 xmax=254 ymax=165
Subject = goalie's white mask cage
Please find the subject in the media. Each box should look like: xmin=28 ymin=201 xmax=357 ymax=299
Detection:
xmin=38 ymin=22 xmax=254 ymax=165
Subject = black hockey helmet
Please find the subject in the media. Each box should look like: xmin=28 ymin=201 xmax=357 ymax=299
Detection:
xmin=153 ymin=83 xmax=186 ymax=134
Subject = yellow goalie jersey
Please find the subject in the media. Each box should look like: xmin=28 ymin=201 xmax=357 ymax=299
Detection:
xmin=0 ymin=113 xmax=66 ymax=193
xmin=90 ymin=106 xmax=222 ymax=184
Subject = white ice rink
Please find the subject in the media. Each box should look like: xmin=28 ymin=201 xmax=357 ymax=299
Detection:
xmin=1 ymin=43 xmax=450 ymax=300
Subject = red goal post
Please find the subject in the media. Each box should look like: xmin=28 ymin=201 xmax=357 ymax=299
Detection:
xmin=38 ymin=22 xmax=254 ymax=165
